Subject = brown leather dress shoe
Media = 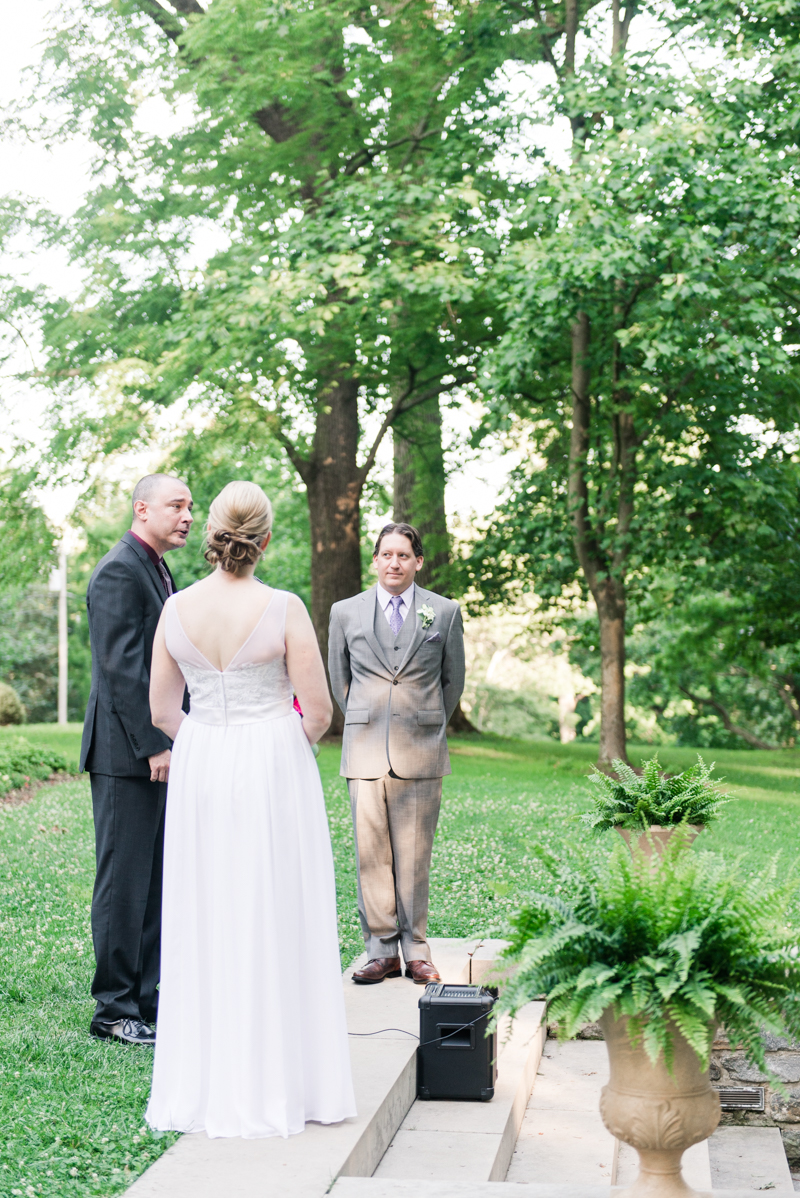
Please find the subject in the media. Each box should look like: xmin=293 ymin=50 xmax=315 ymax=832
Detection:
xmin=405 ymin=960 xmax=441 ymax=984
xmin=352 ymin=957 xmax=402 ymax=984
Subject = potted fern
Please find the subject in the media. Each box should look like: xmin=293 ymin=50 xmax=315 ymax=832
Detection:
xmin=497 ymin=844 xmax=800 ymax=1198
xmin=583 ymin=755 xmax=729 ymax=856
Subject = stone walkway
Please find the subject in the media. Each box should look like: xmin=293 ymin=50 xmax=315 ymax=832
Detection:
xmin=125 ymin=939 xmax=795 ymax=1198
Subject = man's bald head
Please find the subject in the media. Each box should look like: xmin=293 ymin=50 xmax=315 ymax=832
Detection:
xmin=132 ymin=473 xmax=188 ymax=509
xmin=131 ymin=474 xmax=194 ymax=556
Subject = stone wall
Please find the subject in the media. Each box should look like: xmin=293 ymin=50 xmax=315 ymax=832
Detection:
xmin=711 ymin=1031 xmax=800 ymax=1165
xmin=552 ymin=1023 xmax=800 ymax=1166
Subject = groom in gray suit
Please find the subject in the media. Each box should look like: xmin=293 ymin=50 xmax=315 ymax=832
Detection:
xmin=329 ymin=522 xmax=465 ymax=984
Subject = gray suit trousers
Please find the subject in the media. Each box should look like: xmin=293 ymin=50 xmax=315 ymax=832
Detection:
xmin=348 ymin=774 xmax=442 ymax=962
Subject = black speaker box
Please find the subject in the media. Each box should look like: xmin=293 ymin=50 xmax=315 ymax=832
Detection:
xmin=417 ymin=983 xmax=497 ymax=1102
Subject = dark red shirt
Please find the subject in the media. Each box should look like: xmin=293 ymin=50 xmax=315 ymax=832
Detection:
xmin=129 ymin=531 xmax=172 ymax=596
xmin=129 ymin=531 xmax=162 ymax=569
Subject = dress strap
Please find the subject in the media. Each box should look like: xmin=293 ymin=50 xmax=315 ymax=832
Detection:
xmin=272 ymin=590 xmax=289 ymax=644
xmin=164 ymin=593 xmax=212 ymax=670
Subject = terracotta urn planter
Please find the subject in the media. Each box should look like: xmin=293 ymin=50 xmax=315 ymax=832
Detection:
xmin=599 ymin=1009 xmax=720 ymax=1198
xmin=616 ymin=825 xmax=703 ymax=859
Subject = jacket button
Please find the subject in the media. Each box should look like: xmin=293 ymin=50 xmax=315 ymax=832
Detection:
xmin=393 ymin=679 xmax=398 ymax=685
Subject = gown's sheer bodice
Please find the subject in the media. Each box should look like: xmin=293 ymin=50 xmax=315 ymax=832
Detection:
xmin=164 ymin=589 xmax=293 ymax=726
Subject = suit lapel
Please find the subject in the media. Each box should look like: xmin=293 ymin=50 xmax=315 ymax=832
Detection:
xmin=397 ymin=584 xmax=429 ymax=673
xmin=122 ymin=532 xmax=169 ymax=606
xmin=358 ymin=587 xmax=393 ymax=673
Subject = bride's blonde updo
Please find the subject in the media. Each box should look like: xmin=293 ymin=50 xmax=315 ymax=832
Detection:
xmin=204 ymin=481 xmax=273 ymax=576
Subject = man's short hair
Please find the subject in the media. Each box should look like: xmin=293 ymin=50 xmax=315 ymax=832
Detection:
xmin=132 ymin=473 xmax=188 ymax=510
xmin=373 ymin=522 xmax=424 ymax=559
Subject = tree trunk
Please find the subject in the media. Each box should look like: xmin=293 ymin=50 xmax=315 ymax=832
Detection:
xmin=393 ymin=392 xmax=477 ymax=734
xmin=298 ymin=378 xmax=362 ymax=736
xmin=568 ymin=311 xmax=629 ymax=766
xmin=393 ymin=394 xmax=450 ymax=592
xmin=596 ymin=580 xmax=627 ymax=764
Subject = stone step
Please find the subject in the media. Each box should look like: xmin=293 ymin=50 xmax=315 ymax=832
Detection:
xmin=709 ymin=1126 xmax=793 ymax=1193
xmin=371 ymin=999 xmax=545 ymax=1183
xmin=507 ymin=1036 xmax=716 ymax=1189
xmin=346 ymin=1037 xmax=713 ymax=1195
xmin=506 ymin=1038 xmax=615 ymax=1186
xmin=125 ymin=938 xmax=501 ymax=1198
xmin=616 ymin=1138 xmax=711 ymax=1190
xmin=332 ymin=1180 xmax=759 ymax=1197
xmin=507 ymin=1038 xmax=712 ymax=1189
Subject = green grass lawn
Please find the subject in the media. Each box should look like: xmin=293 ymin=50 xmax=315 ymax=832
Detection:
xmin=2 ymin=733 xmax=800 ymax=1197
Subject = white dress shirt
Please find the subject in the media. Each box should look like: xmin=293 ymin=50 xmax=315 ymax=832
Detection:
xmin=376 ymin=581 xmax=415 ymax=627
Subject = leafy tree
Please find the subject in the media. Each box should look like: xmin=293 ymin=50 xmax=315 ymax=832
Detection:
xmin=392 ymin=395 xmax=481 ymax=731
xmin=0 ymin=586 xmax=71 ymax=723
xmin=630 ymin=595 xmax=800 ymax=751
xmin=0 ymin=470 xmax=56 ymax=588
xmin=468 ymin=26 xmax=800 ymax=763
xmin=393 ymin=396 xmax=451 ymax=593
xmin=0 ymin=0 xmax=522 ymax=729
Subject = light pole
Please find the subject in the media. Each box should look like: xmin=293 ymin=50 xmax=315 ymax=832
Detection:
xmin=49 ymin=549 xmax=68 ymax=725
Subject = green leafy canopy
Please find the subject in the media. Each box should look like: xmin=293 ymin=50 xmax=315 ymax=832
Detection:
xmin=583 ymin=755 xmax=730 ymax=834
xmin=498 ymin=844 xmax=800 ymax=1077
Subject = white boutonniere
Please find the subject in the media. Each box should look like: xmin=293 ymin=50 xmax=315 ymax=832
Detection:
xmin=417 ymin=604 xmax=435 ymax=630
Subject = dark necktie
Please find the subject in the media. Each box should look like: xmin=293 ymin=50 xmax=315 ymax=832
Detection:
xmin=157 ymin=559 xmax=173 ymax=597
xmin=389 ymin=595 xmax=404 ymax=637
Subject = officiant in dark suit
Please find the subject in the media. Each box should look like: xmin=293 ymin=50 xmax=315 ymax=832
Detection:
xmin=81 ymin=474 xmax=193 ymax=1045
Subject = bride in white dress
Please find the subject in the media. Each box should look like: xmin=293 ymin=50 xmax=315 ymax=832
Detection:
xmin=145 ymin=481 xmax=356 ymax=1138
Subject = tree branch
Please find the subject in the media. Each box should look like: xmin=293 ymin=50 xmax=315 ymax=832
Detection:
xmin=357 ymin=370 xmax=474 ymax=485
xmin=134 ymin=0 xmax=185 ymax=42
xmin=253 ymin=103 xmax=301 ymax=143
xmin=507 ymin=0 xmax=564 ymax=76
xmin=343 ymin=127 xmax=444 ymax=176
xmin=133 ymin=0 xmax=204 ymax=45
xmin=280 ymin=434 xmax=314 ymax=484
xmin=259 ymin=408 xmax=314 ymax=484
xmin=650 ymin=367 xmax=696 ymax=429
xmin=774 ymin=674 xmax=800 ymax=723
xmin=568 ymin=311 xmax=605 ymax=592
xmin=564 ymin=0 xmax=579 ymax=73
xmin=678 ymin=686 xmax=779 ymax=750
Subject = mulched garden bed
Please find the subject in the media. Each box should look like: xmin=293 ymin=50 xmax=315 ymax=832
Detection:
xmin=0 ymin=772 xmax=80 ymax=808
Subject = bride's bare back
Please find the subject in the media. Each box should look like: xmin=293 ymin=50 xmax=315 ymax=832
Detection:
xmin=175 ymin=573 xmax=275 ymax=672
xmin=150 ymin=569 xmax=333 ymax=745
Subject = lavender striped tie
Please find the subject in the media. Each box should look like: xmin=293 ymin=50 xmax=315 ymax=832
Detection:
xmin=388 ymin=595 xmax=404 ymax=636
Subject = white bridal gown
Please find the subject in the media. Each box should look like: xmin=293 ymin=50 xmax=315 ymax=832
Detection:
xmin=146 ymin=589 xmax=356 ymax=1138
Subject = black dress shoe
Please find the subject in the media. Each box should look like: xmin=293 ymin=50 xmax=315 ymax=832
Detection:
xmin=90 ymin=1018 xmax=155 ymax=1046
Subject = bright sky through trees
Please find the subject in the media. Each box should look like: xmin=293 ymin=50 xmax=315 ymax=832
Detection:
xmin=0 ymin=0 xmax=520 ymax=529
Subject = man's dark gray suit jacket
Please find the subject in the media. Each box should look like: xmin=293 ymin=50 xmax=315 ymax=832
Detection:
xmin=80 ymin=532 xmax=175 ymax=776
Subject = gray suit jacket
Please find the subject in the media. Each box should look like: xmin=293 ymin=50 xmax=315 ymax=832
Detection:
xmin=328 ymin=585 xmax=465 ymax=780
xmin=80 ymin=532 xmax=175 ymax=776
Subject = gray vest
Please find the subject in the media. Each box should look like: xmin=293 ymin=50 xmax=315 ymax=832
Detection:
xmin=373 ymin=593 xmax=415 ymax=673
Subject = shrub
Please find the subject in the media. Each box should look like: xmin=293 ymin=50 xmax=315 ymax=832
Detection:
xmin=0 ymin=683 xmax=25 ymax=726
xmin=582 ymin=754 xmax=729 ymax=834
xmin=0 ymin=737 xmax=69 ymax=796
xmin=498 ymin=843 xmax=800 ymax=1077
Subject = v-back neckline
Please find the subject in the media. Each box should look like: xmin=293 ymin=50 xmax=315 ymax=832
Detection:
xmin=173 ymin=590 xmax=277 ymax=674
